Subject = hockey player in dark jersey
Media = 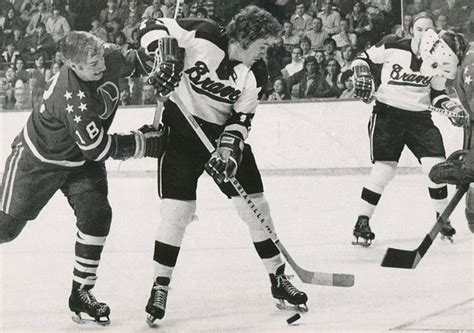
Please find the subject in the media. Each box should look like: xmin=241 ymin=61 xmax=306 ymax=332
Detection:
xmin=0 ymin=31 xmax=164 ymax=324
xmin=137 ymin=6 xmax=308 ymax=325
xmin=427 ymin=33 xmax=474 ymax=234
xmin=350 ymin=12 xmax=469 ymax=246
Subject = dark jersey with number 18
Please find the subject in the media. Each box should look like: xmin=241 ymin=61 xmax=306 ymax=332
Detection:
xmin=13 ymin=44 xmax=133 ymax=169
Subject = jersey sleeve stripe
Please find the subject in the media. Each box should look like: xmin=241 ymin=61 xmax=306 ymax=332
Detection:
xmin=76 ymin=128 xmax=105 ymax=151
xmin=23 ymin=126 xmax=86 ymax=167
xmin=93 ymin=135 xmax=112 ymax=161
xmin=223 ymin=123 xmax=248 ymax=141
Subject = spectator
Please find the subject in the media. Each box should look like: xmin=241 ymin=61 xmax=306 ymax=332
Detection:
xmin=281 ymin=46 xmax=304 ymax=80
xmin=266 ymin=37 xmax=289 ymax=82
xmin=2 ymin=42 xmax=20 ymax=68
xmin=50 ymin=60 xmax=60 ymax=75
xmin=122 ymin=11 xmax=140 ymax=44
xmin=122 ymin=0 xmax=146 ymax=21
xmin=288 ymin=55 xmax=321 ymax=99
xmin=90 ymin=17 xmax=108 ymax=42
xmin=196 ymin=7 xmax=208 ymax=19
xmin=142 ymin=0 xmax=167 ymax=19
xmin=406 ymin=0 xmax=426 ymax=16
xmin=26 ymin=22 xmax=56 ymax=62
xmin=45 ymin=5 xmax=71 ymax=43
xmin=14 ymin=57 xmax=29 ymax=83
xmin=290 ymin=0 xmax=313 ymax=37
xmin=395 ymin=13 xmax=413 ymax=38
xmin=142 ymin=83 xmax=156 ymax=105
xmin=338 ymin=69 xmax=354 ymax=99
xmin=50 ymin=49 xmax=64 ymax=68
xmin=119 ymin=81 xmax=132 ymax=105
xmin=63 ymin=2 xmax=78 ymax=30
xmin=316 ymin=58 xmax=342 ymax=97
xmin=3 ymin=67 xmax=18 ymax=108
xmin=304 ymin=17 xmax=328 ymax=50
xmin=8 ymin=27 xmax=28 ymax=56
xmin=99 ymin=0 xmax=124 ymax=31
xmin=438 ymin=0 xmax=470 ymax=33
xmin=346 ymin=1 xmax=372 ymax=36
xmin=323 ymin=37 xmax=342 ymax=65
xmin=25 ymin=0 xmax=51 ymax=36
xmin=318 ymin=0 xmax=341 ymax=35
xmin=340 ymin=44 xmax=355 ymax=72
xmin=114 ymin=31 xmax=129 ymax=55
xmin=332 ymin=18 xmax=357 ymax=48
xmin=1 ymin=8 xmax=24 ymax=43
xmin=161 ymin=0 xmax=177 ymax=18
xmin=29 ymin=53 xmax=49 ymax=112
xmin=14 ymin=76 xmax=31 ymax=108
xmin=300 ymin=35 xmax=316 ymax=58
xmin=267 ymin=77 xmax=290 ymax=101
xmin=314 ymin=49 xmax=326 ymax=75
xmin=106 ymin=18 xmax=122 ymax=42
xmin=281 ymin=21 xmax=300 ymax=53
xmin=436 ymin=14 xmax=449 ymax=32
xmin=128 ymin=28 xmax=140 ymax=49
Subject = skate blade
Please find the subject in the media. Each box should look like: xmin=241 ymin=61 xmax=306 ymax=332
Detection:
xmin=146 ymin=314 xmax=159 ymax=328
xmin=71 ymin=312 xmax=110 ymax=326
xmin=276 ymin=299 xmax=308 ymax=312
xmin=352 ymin=238 xmax=372 ymax=247
xmin=440 ymin=235 xmax=454 ymax=243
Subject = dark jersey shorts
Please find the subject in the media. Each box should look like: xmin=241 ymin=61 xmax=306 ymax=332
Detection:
xmin=157 ymin=101 xmax=264 ymax=201
xmin=368 ymin=102 xmax=446 ymax=163
xmin=1 ymin=143 xmax=108 ymax=221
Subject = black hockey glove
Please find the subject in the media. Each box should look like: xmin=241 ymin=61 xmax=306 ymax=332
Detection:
xmin=352 ymin=64 xmax=374 ymax=103
xmin=148 ymin=37 xmax=184 ymax=98
xmin=429 ymin=150 xmax=474 ymax=185
xmin=205 ymin=133 xmax=244 ymax=184
xmin=442 ymin=100 xmax=469 ymax=127
xmin=135 ymin=124 xmax=167 ymax=158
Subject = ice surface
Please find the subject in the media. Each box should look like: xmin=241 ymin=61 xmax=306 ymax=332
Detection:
xmin=0 ymin=173 xmax=472 ymax=332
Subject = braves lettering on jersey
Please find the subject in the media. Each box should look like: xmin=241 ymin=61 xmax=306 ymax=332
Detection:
xmin=14 ymin=45 xmax=130 ymax=168
xmin=140 ymin=18 xmax=267 ymax=140
xmin=359 ymin=38 xmax=447 ymax=111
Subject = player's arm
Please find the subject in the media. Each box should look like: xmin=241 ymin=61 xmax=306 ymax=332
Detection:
xmin=65 ymin=98 xmax=164 ymax=161
xmin=431 ymin=76 xmax=469 ymax=127
xmin=351 ymin=37 xmax=391 ymax=102
xmin=204 ymin=64 xmax=262 ymax=184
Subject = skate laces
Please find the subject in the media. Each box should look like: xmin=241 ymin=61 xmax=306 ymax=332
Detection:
xmin=78 ymin=289 xmax=99 ymax=306
xmin=276 ymin=274 xmax=300 ymax=297
xmin=152 ymin=284 xmax=169 ymax=310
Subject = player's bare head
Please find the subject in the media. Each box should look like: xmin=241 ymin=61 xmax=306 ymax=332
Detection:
xmin=439 ymin=30 xmax=469 ymax=63
xmin=409 ymin=11 xmax=434 ymax=35
xmin=60 ymin=31 xmax=104 ymax=67
xmin=226 ymin=5 xmax=281 ymax=50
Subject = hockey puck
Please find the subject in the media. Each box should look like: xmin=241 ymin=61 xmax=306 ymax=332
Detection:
xmin=286 ymin=313 xmax=301 ymax=324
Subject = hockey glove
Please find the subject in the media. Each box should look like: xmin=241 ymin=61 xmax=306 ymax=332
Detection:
xmin=205 ymin=133 xmax=244 ymax=184
xmin=352 ymin=64 xmax=374 ymax=103
xmin=429 ymin=149 xmax=474 ymax=185
xmin=442 ymin=100 xmax=469 ymax=127
xmin=148 ymin=37 xmax=184 ymax=98
xmin=134 ymin=124 xmax=167 ymax=158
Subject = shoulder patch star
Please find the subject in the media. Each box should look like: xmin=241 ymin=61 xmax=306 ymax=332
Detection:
xmin=64 ymin=91 xmax=72 ymax=100
xmin=77 ymin=90 xmax=85 ymax=99
xmin=78 ymin=103 xmax=87 ymax=112
xmin=66 ymin=104 xmax=74 ymax=113
xmin=73 ymin=115 xmax=82 ymax=123
xmin=465 ymin=75 xmax=472 ymax=85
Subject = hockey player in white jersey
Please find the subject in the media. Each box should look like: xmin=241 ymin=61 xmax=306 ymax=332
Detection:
xmin=350 ymin=12 xmax=469 ymax=246
xmin=137 ymin=6 xmax=308 ymax=325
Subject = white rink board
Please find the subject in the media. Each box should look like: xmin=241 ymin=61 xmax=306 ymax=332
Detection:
xmin=0 ymin=100 xmax=464 ymax=173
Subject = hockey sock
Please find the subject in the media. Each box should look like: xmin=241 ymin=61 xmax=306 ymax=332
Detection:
xmin=421 ymin=157 xmax=449 ymax=214
xmin=73 ymin=231 xmax=107 ymax=290
xmin=153 ymin=199 xmax=196 ymax=279
xmin=232 ymin=193 xmax=284 ymax=274
xmin=358 ymin=161 xmax=397 ymax=218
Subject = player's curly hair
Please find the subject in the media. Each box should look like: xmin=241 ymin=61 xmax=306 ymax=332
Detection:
xmin=59 ymin=31 xmax=104 ymax=67
xmin=226 ymin=5 xmax=281 ymax=50
xmin=439 ymin=30 xmax=469 ymax=64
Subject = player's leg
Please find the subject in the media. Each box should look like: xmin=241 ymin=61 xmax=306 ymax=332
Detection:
xmin=1 ymin=144 xmax=65 ymax=243
xmin=61 ymin=162 xmax=112 ymax=324
xmin=408 ymin=117 xmax=454 ymax=239
xmin=354 ymin=109 xmax=403 ymax=245
xmin=219 ymin=145 xmax=307 ymax=310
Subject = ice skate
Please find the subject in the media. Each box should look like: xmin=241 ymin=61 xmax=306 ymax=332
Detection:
xmin=437 ymin=213 xmax=456 ymax=243
xmin=352 ymin=215 xmax=375 ymax=247
xmin=146 ymin=277 xmax=170 ymax=327
xmin=270 ymin=264 xmax=308 ymax=312
xmin=69 ymin=287 xmax=110 ymax=325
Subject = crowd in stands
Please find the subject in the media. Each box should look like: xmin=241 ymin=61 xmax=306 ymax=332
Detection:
xmin=0 ymin=0 xmax=472 ymax=110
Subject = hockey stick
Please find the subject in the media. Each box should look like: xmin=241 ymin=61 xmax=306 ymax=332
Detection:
xmin=170 ymin=97 xmax=355 ymax=287
xmin=380 ymin=183 xmax=468 ymax=269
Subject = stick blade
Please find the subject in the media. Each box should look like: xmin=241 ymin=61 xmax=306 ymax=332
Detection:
xmin=297 ymin=269 xmax=355 ymax=287
xmin=381 ymin=247 xmax=418 ymax=269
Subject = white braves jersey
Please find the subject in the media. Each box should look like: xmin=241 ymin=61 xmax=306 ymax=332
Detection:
xmin=360 ymin=38 xmax=447 ymax=112
xmin=139 ymin=18 xmax=266 ymax=140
